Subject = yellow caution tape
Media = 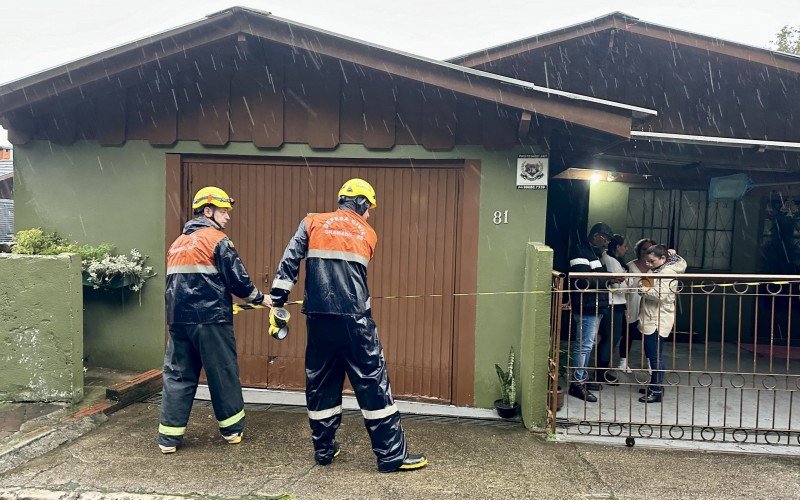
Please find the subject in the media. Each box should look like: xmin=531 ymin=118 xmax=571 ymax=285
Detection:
xmin=232 ymin=280 xmax=799 ymax=314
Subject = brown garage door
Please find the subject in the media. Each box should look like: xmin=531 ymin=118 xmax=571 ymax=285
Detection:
xmin=181 ymin=157 xmax=467 ymax=403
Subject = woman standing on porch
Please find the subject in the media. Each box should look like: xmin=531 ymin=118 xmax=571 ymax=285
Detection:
xmin=598 ymin=234 xmax=629 ymax=383
xmin=618 ymin=238 xmax=656 ymax=373
xmin=637 ymin=244 xmax=686 ymax=403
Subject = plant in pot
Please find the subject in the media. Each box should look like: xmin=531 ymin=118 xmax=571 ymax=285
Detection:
xmin=494 ymin=347 xmax=519 ymax=418
xmin=12 ymin=228 xmax=155 ymax=292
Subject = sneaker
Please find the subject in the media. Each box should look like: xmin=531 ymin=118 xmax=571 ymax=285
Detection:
xmin=223 ymin=432 xmax=243 ymax=445
xmin=585 ymin=382 xmax=603 ymax=392
xmin=568 ymin=384 xmax=597 ymax=403
xmin=617 ymin=358 xmax=632 ymax=374
xmin=395 ymin=453 xmax=429 ymax=472
xmin=638 ymin=392 xmax=662 ymax=404
xmin=159 ymin=444 xmax=176 ymax=454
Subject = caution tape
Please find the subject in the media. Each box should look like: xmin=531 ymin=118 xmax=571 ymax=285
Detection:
xmin=232 ymin=280 xmax=800 ymax=314
xmin=232 ymin=300 xmax=302 ymax=315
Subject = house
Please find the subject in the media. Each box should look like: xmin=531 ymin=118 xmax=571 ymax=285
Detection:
xmin=0 ymin=7 xmax=651 ymax=414
xmin=450 ymin=11 xmax=800 ymax=278
xmin=453 ymin=12 xmax=800 ymax=442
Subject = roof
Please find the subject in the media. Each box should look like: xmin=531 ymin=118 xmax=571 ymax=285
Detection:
xmin=448 ymin=11 xmax=800 ymax=73
xmin=0 ymin=7 xmax=655 ymax=138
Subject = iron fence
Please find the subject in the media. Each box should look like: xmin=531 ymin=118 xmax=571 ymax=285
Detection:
xmin=549 ymin=272 xmax=800 ymax=447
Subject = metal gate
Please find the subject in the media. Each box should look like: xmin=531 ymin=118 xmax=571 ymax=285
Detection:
xmin=549 ymin=272 xmax=800 ymax=448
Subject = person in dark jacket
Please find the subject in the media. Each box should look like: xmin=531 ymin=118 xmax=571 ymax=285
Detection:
xmin=158 ymin=186 xmax=269 ymax=454
xmin=269 ymin=178 xmax=427 ymax=473
xmin=567 ymin=222 xmax=615 ymax=402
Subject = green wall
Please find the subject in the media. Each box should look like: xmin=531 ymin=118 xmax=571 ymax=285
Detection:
xmin=518 ymin=243 xmax=553 ymax=429
xmin=15 ymin=141 xmax=167 ymax=371
xmin=15 ymin=141 xmax=548 ymax=407
xmin=588 ymin=181 xmax=630 ymax=241
xmin=0 ymin=253 xmax=83 ymax=403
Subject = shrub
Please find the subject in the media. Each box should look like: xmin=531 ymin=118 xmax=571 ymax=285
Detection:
xmin=12 ymin=228 xmax=154 ymax=291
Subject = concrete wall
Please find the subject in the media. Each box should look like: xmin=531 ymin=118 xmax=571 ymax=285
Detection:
xmin=518 ymin=243 xmax=554 ymax=429
xmin=14 ymin=141 xmax=167 ymax=371
xmin=15 ymin=140 xmax=549 ymax=407
xmin=0 ymin=253 xmax=83 ymax=403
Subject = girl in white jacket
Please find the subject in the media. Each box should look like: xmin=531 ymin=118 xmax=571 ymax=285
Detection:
xmin=637 ymin=244 xmax=687 ymax=403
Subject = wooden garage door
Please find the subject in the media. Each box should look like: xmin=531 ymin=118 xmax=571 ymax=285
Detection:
xmin=183 ymin=158 xmax=464 ymax=403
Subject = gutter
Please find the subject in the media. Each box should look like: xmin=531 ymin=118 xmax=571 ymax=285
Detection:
xmin=631 ymin=131 xmax=800 ymax=153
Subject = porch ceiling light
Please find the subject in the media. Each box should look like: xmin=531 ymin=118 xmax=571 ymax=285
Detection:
xmin=555 ymin=168 xmax=617 ymax=183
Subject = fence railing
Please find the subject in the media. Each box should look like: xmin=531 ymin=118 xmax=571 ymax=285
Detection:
xmin=550 ymin=272 xmax=800 ymax=446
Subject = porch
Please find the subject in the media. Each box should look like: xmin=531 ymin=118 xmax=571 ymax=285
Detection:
xmin=550 ymin=272 xmax=800 ymax=448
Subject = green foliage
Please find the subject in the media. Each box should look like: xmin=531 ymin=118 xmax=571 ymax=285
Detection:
xmin=11 ymin=228 xmax=154 ymax=291
xmin=12 ymin=228 xmax=74 ymax=255
xmin=495 ymin=347 xmax=516 ymax=406
xmin=772 ymin=25 xmax=800 ymax=54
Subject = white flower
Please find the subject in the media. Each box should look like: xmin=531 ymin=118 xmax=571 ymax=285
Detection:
xmin=83 ymin=249 xmax=156 ymax=292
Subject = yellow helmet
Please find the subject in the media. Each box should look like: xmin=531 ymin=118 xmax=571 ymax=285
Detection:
xmin=338 ymin=178 xmax=377 ymax=208
xmin=192 ymin=186 xmax=235 ymax=211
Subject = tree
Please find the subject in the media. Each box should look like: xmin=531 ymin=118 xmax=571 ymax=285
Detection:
xmin=771 ymin=25 xmax=800 ymax=54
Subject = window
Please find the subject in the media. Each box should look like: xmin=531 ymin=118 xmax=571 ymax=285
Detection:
xmin=626 ymin=189 xmax=734 ymax=271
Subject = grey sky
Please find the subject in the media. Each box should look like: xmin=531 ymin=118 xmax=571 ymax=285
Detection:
xmin=1 ymin=0 xmax=798 ymax=145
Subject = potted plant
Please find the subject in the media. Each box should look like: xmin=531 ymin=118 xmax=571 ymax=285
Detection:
xmin=494 ymin=347 xmax=520 ymax=418
xmin=12 ymin=228 xmax=155 ymax=292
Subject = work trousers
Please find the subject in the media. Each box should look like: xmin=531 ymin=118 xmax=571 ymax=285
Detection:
xmin=305 ymin=313 xmax=406 ymax=472
xmin=158 ymin=323 xmax=245 ymax=447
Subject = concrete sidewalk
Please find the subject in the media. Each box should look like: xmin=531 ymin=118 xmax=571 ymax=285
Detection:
xmin=0 ymin=402 xmax=798 ymax=499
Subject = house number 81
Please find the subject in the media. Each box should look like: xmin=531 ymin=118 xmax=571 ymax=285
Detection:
xmin=493 ymin=210 xmax=509 ymax=225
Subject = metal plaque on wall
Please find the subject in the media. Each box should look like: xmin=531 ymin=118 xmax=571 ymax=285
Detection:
xmin=516 ymin=154 xmax=548 ymax=190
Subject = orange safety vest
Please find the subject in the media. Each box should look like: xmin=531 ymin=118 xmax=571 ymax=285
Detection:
xmin=167 ymin=227 xmax=225 ymax=275
xmin=304 ymin=211 xmax=377 ymax=267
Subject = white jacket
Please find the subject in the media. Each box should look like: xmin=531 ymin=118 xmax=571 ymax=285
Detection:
xmin=625 ymin=260 xmax=648 ymax=324
xmin=637 ymin=258 xmax=687 ymax=337
xmin=600 ymin=251 xmax=627 ymax=305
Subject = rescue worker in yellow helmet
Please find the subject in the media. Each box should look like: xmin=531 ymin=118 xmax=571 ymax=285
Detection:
xmin=269 ymin=178 xmax=428 ymax=472
xmin=158 ymin=186 xmax=271 ymax=453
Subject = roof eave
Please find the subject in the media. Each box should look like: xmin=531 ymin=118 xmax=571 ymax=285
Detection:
xmin=0 ymin=7 xmax=650 ymax=138
xmin=449 ymin=11 xmax=800 ymax=73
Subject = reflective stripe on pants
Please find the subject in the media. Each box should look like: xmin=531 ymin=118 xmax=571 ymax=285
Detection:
xmin=305 ymin=313 xmax=406 ymax=471
xmin=158 ymin=323 xmax=245 ymax=446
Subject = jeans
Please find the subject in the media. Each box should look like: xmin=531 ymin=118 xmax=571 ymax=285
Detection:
xmin=643 ymin=332 xmax=664 ymax=395
xmin=596 ymin=305 xmax=625 ymax=377
xmin=570 ymin=311 xmax=604 ymax=383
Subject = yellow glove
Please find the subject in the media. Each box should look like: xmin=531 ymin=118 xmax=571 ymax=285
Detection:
xmin=268 ymin=307 xmax=290 ymax=340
